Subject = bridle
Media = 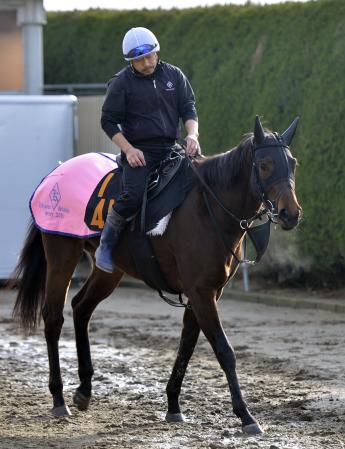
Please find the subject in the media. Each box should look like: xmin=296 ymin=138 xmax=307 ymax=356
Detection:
xmin=186 ymin=133 xmax=296 ymax=265
xmin=251 ymin=132 xmax=296 ymax=216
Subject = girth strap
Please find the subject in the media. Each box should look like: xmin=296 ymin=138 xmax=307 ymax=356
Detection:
xmin=132 ymin=160 xmax=190 ymax=309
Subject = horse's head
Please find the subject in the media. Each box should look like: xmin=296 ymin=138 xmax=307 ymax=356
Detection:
xmin=251 ymin=116 xmax=302 ymax=230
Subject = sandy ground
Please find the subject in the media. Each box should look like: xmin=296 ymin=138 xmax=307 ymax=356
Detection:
xmin=0 ymin=286 xmax=344 ymax=449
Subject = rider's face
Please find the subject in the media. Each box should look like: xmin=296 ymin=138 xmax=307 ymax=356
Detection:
xmin=131 ymin=52 xmax=158 ymax=76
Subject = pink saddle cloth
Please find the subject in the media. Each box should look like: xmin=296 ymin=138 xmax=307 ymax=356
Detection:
xmin=30 ymin=152 xmax=118 ymax=238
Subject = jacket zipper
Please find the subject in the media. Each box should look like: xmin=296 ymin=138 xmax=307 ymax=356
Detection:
xmin=153 ymin=79 xmax=167 ymax=132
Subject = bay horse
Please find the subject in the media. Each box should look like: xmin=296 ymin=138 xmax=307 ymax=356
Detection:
xmin=11 ymin=116 xmax=301 ymax=434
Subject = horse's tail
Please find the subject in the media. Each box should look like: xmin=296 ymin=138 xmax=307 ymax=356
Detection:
xmin=10 ymin=221 xmax=46 ymax=333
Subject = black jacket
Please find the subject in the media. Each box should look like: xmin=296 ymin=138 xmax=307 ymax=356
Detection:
xmin=101 ymin=60 xmax=198 ymax=149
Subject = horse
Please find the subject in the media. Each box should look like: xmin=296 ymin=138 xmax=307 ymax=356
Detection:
xmin=11 ymin=116 xmax=301 ymax=435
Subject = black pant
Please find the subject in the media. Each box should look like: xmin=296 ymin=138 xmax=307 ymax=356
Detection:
xmin=113 ymin=156 xmax=161 ymax=220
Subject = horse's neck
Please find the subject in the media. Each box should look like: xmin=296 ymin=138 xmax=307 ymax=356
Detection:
xmin=214 ymin=160 xmax=261 ymax=223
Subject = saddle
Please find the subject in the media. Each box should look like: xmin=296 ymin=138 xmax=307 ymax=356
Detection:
xmin=85 ymin=150 xmax=192 ymax=300
xmin=84 ymin=150 xmax=190 ymax=233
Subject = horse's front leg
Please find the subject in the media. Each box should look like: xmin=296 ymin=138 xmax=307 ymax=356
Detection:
xmin=166 ymin=305 xmax=200 ymax=422
xmin=71 ymin=267 xmax=123 ymax=411
xmin=190 ymin=286 xmax=263 ymax=435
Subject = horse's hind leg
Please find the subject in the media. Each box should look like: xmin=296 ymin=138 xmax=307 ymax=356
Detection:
xmin=166 ymin=306 xmax=200 ymax=422
xmin=42 ymin=235 xmax=84 ymax=417
xmin=189 ymin=286 xmax=263 ymax=435
xmin=72 ymin=266 xmax=123 ymax=411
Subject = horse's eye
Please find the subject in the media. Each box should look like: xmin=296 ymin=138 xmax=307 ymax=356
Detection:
xmin=259 ymin=160 xmax=272 ymax=171
xmin=257 ymin=158 xmax=274 ymax=179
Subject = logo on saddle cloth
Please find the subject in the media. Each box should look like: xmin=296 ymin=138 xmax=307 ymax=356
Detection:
xmin=49 ymin=183 xmax=61 ymax=210
xmin=84 ymin=169 xmax=121 ymax=231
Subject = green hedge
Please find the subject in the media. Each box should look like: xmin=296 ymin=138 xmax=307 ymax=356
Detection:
xmin=44 ymin=0 xmax=345 ymax=283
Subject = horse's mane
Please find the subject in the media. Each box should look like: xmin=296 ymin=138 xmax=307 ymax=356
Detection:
xmin=197 ymin=134 xmax=253 ymax=190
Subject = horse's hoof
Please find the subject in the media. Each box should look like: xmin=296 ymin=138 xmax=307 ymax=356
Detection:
xmin=165 ymin=412 xmax=186 ymax=423
xmin=242 ymin=422 xmax=264 ymax=435
xmin=73 ymin=390 xmax=91 ymax=411
xmin=52 ymin=404 xmax=72 ymax=417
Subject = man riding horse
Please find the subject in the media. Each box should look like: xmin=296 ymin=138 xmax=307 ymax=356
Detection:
xmin=96 ymin=27 xmax=201 ymax=273
xmin=11 ymin=25 xmax=302 ymax=433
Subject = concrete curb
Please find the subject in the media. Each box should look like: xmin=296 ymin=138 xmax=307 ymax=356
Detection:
xmin=118 ymin=278 xmax=345 ymax=314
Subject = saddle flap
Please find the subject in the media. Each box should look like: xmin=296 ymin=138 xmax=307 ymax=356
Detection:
xmin=130 ymin=233 xmax=181 ymax=295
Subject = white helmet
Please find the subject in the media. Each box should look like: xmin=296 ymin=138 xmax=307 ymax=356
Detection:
xmin=122 ymin=27 xmax=160 ymax=61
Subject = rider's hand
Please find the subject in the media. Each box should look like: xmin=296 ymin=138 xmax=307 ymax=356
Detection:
xmin=124 ymin=146 xmax=146 ymax=168
xmin=185 ymin=134 xmax=201 ymax=157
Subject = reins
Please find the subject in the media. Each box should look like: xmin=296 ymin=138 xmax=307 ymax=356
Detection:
xmin=187 ymin=154 xmax=273 ymax=229
xmin=185 ymin=152 xmax=275 ymax=266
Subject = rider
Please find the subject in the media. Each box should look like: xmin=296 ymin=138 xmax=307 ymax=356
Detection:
xmin=96 ymin=27 xmax=200 ymax=273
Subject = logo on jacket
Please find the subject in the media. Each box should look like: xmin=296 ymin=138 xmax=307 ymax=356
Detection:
xmin=166 ymin=81 xmax=175 ymax=91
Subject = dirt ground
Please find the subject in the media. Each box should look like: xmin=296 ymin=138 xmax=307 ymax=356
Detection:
xmin=0 ymin=285 xmax=344 ymax=449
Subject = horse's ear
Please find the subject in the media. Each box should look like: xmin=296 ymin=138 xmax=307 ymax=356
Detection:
xmin=254 ymin=115 xmax=265 ymax=144
xmin=281 ymin=117 xmax=300 ymax=146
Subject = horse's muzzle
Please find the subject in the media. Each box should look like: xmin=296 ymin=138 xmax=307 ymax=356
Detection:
xmin=278 ymin=207 xmax=302 ymax=230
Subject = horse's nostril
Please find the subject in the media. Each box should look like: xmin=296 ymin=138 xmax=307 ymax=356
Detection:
xmin=279 ymin=208 xmax=300 ymax=225
xmin=279 ymin=209 xmax=289 ymax=220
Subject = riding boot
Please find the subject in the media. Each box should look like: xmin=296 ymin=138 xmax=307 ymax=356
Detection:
xmin=95 ymin=209 xmax=127 ymax=273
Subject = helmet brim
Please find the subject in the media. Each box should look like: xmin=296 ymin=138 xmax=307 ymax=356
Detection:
xmin=124 ymin=45 xmax=160 ymax=61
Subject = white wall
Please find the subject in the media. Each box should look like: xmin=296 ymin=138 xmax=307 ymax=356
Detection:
xmin=0 ymin=95 xmax=76 ymax=278
xmin=75 ymin=95 xmax=119 ymax=156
